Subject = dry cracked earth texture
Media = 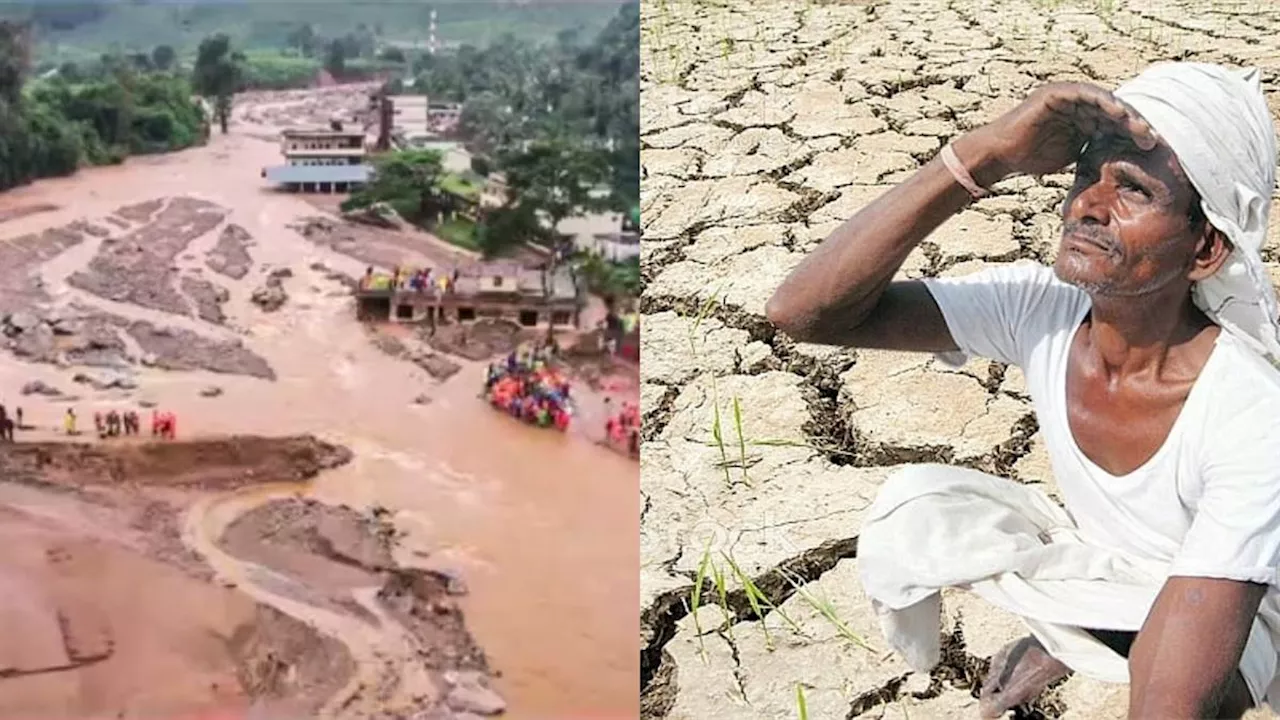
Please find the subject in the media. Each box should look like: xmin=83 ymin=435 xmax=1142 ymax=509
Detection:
xmin=639 ymin=0 xmax=1280 ymax=718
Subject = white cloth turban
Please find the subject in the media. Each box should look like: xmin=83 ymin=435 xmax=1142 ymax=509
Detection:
xmin=1113 ymin=62 xmax=1280 ymax=362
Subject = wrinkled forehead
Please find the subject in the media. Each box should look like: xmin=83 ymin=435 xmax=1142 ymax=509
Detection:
xmin=1077 ymin=133 xmax=1194 ymax=191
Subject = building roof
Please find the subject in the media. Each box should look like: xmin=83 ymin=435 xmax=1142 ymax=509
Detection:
xmin=265 ymin=164 xmax=373 ymax=184
xmin=281 ymin=128 xmax=367 ymax=140
xmin=283 ymin=147 xmax=366 ymax=158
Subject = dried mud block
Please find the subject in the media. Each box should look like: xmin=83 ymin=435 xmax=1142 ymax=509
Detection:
xmin=671 ymin=460 xmax=896 ymax=579
xmin=839 ymin=350 xmax=1031 ymax=464
xmin=702 ymin=129 xmax=809 ymax=178
xmin=931 ymin=210 xmax=1019 ymax=260
xmin=641 ymin=311 xmax=750 ymax=385
xmin=667 ymin=560 xmax=914 ymax=720
xmin=1054 ymin=674 xmax=1128 ymax=720
xmin=941 ymin=588 xmax=1027 ymax=661
xmin=862 ymin=689 xmax=981 ymax=719
xmin=682 ymin=224 xmax=789 ymax=266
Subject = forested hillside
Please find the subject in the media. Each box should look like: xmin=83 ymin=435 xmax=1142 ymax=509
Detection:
xmin=1 ymin=0 xmax=623 ymax=63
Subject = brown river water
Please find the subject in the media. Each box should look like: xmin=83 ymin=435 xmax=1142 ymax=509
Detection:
xmin=0 ymin=87 xmax=639 ymax=718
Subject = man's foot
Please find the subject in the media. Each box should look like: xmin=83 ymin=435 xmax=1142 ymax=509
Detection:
xmin=978 ymin=635 xmax=1071 ymax=719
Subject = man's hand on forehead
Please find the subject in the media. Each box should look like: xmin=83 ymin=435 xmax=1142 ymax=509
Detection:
xmin=1044 ymin=85 xmax=1159 ymax=152
xmin=971 ymin=81 xmax=1160 ymax=180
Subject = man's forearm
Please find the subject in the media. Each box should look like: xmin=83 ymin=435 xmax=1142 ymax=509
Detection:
xmin=1129 ymin=578 xmax=1263 ymax=719
xmin=765 ymin=129 xmax=1009 ymax=343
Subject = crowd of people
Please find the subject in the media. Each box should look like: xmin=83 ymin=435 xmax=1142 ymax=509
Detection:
xmin=57 ymin=407 xmax=177 ymax=439
xmin=360 ymin=265 xmax=461 ymax=295
xmin=604 ymin=399 xmax=640 ymax=458
xmin=483 ymin=344 xmax=573 ymax=431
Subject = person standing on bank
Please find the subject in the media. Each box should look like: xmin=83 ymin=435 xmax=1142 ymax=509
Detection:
xmin=766 ymin=62 xmax=1280 ymax=719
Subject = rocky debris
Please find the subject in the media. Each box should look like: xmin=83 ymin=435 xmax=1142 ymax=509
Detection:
xmin=251 ymin=272 xmax=289 ymax=312
xmin=67 ymin=197 xmax=226 ymax=319
xmin=72 ymin=371 xmax=137 ymax=391
xmin=115 ymin=199 xmax=164 ymax=223
xmin=205 ymin=223 xmax=255 ymax=280
xmin=124 ymin=319 xmax=276 ymax=380
xmin=180 ymin=275 xmax=230 ymax=325
xmin=69 ymin=220 xmax=111 ymax=238
xmin=0 ymin=227 xmax=84 ymax=325
xmin=368 ymin=327 xmax=463 ymax=380
xmin=636 ymin=0 xmax=1280 ymax=717
xmin=21 ymin=380 xmax=62 ymax=397
xmin=412 ymin=352 xmax=461 ymax=381
xmin=443 ymin=671 xmax=506 ymax=716
xmin=343 ymin=201 xmax=406 ymax=230
xmin=200 ymin=386 xmax=223 ymax=398
xmin=424 ymin=319 xmax=532 ymax=362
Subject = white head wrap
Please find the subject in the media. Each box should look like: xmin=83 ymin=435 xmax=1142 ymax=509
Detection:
xmin=1113 ymin=62 xmax=1280 ymax=362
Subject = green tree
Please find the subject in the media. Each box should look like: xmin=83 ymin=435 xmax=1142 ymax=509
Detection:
xmin=351 ymin=149 xmax=450 ymax=221
xmin=499 ymin=137 xmax=611 ymax=249
xmin=378 ymin=46 xmax=406 ymax=63
xmin=191 ymin=33 xmax=243 ymax=134
xmin=0 ymin=20 xmax=31 ymax=106
xmin=287 ymin=23 xmax=317 ymax=58
xmin=152 ymin=44 xmax=176 ymax=72
xmin=324 ymin=38 xmax=346 ymax=77
xmin=58 ymin=61 xmax=82 ymax=83
xmin=475 ymin=202 xmax=540 ymax=259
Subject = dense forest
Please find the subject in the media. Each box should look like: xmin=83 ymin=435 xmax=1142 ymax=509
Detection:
xmin=341 ymin=3 xmax=639 ymax=260
xmin=0 ymin=20 xmax=207 ymax=191
xmin=2 ymin=1 xmax=621 ymax=63
xmin=410 ymin=3 xmax=640 ymax=209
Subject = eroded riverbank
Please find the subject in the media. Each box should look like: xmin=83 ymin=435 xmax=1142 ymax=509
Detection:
xmin=0 ymin=83 xmax=637 ymax=718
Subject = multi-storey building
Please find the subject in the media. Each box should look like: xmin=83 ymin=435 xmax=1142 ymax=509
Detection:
xmin=262 ymin=129 xmax=374 ymax=193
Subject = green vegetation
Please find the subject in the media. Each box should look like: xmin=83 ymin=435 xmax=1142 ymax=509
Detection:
xmin=7 ymin=2 xmax=623 ymax=63
xmin=0 ymin=21 xmax=208 ymax=192
xmin=340 ymin=149 xmax=488 ymax=251
xmin=578 ymin=253 xmax=640 ymax=297
xmin=191 ymin=33 xmax=244 ymax=133
xmin=434 ymin=216 xmax=480 ymax=251
xmin=424 ymin=3 xmax=639 ymax=209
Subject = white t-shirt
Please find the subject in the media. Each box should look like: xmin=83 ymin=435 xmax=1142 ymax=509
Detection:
xmin=922 ymin=261 xmax=1280 ymax=587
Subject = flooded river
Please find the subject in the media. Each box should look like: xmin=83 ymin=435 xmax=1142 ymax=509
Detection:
xmin=0 ymin=87 xmax=639 ymax=718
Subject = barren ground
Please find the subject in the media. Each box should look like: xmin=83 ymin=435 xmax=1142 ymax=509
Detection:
xmin=639 ymin=1 xmax=1280 ymax=718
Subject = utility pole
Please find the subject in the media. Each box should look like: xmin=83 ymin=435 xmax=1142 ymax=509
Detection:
xmin=428 ymin=8 xmax=438 ymax=56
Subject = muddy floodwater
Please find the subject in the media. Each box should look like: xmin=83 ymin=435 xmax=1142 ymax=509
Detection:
xmin=0 ymin=86 xmax=638 ymax=718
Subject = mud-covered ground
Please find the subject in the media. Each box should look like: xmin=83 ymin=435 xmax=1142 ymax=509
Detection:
xmin=0 ymin=436 xmax=502 ymax=719
xmin=639 ymin=1 xmax=1280 ymax=718
xmin=0 ymin=77 xmax=636 ymax=717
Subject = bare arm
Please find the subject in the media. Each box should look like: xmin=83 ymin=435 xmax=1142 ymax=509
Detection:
xmin=764 ymin=130 xmax=1008 ymax=349
xmin=764 ymin=83 xmax=1158 ymax=350
xmin=1129 ymin=576 xmax=1265 ymax=718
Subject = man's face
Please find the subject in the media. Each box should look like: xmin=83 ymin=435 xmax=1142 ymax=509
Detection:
xmin=1055 ymin=134 xmax=1206 ymax=296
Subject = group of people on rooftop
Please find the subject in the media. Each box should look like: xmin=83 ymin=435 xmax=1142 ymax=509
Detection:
xmin=360 ymin=265 xmax=461 ymax=294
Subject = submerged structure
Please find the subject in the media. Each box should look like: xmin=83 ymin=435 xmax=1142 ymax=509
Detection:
xmin=262 ymin=128 xmax=373 ymax=193
xmin=355 ymin=262 xmax=583 ymax=330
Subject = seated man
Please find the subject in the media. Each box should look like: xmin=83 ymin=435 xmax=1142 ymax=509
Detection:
xmin=767 ymin=62 xmax=1280 ymax=719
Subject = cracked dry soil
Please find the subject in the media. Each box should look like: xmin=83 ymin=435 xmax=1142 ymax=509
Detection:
xmin=639 ymin=1 xmax=1280 ymax=718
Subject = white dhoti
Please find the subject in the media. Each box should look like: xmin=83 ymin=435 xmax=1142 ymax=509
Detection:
xmin=857 ymin=465 xmax=1280 ymax=709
